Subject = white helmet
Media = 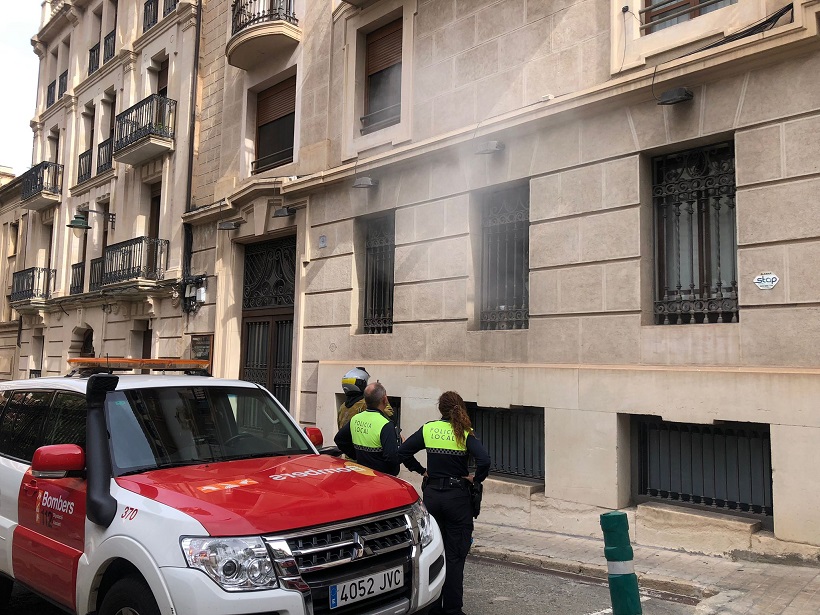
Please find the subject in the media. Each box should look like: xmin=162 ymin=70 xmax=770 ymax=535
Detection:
xmin=341 ymin=367 xmax=370 ymax=395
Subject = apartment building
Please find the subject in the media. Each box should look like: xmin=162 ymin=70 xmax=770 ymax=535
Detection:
xmin=183 ymin=0 xmax=820 ymax=556
xmin=2 ymin=0 xmax=200 ymax=378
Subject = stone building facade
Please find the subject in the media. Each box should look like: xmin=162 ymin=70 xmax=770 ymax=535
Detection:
xmin=3 ymin=0 xmax=201 ymax=377
xmin=185 ymin=0 xmax=820 ymax=556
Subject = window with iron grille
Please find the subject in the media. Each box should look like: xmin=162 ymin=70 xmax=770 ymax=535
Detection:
xmin=363 ymin=215 xmax=395 ymax=334
xmin=653 ymin=142 xmax=738 ymax=325
xmin=480 ymin=185 xmax=529 ymax=330
xmin=633 ymin=416 xmax=773 ymax=520
xmin=361 ymin=19 xmax=402 ymax=135
xmin=642 ymin=0 xmax=735 ymax=33
xmin=467 ymin=404 xmax=544 ymax=481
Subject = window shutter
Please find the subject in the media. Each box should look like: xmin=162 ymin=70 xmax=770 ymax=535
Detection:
xmin=257 ymin=76 xmax=297 ymax=127
xmin=157 ymin=59 xmax=169 ymax=93
xmin=366 ymin=19 xmax=402 ymax=76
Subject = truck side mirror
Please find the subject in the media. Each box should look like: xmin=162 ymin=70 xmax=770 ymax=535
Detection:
xmin=304 ymin=426 xmax=323 ymax=447
xmin=32 ymin=444 xmax=85 ymax=479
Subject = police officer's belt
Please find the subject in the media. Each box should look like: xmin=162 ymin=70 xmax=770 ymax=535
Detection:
xmin=426 ymin=477 xmax=469 ymax=489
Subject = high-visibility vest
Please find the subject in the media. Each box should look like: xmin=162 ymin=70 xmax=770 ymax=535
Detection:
xmin=422 ymin=420 xmax=470 ymax=455
xmin=350 ymin=410 xmax=391 ymax=452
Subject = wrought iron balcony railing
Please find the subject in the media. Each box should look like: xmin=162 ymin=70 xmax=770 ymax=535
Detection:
xmin=164 ymin=0 xmax=178 ymax=16
xmin=97 ymin=137 xmax=113 ymax=173
xmin=70 ymin=262 xmax=85 ymax=295
xmin=103 ymin=29 xmax=116 ymax=63
xmin=11 ymin=267 xmax=55 ymax=302
xmin=21 ymin=161 xmax=63 ymax=201
xmin=101 ymin=236 xmax=170 ymax=285
xmin=77 ymin=149 xmax=92 ymax=184
xmin=231 ymin=0 xmax=298 ymax=36
xmin=89 ymin=42 xmax=100 ymax=76
xmin=144 ymin=0 xmax=159 ymax=32
xmin=89 ymin=257 xmax=103 ymax=292
xmin=58 ymin=70 xmax=68 ymax=98
xmin=113 ymin=94 xmax=176 ymax=154
xmin=46 ymin=81 xmax=56 ymax=108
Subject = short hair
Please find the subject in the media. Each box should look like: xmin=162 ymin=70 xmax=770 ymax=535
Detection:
xmin=364 ymin=382 xmax=386 ymax=408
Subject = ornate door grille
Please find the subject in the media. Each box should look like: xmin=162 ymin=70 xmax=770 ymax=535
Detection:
xmin=364 ymin=216 xmax=395 ymax=334
xmin=653 ymin=142 xmax=738 ymax=325
xmin=481 ymin=186 xmax=529 ymax=330
xmin=241 ymin=236 xmax=296 ymax=409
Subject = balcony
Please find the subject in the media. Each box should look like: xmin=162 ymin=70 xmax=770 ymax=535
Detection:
xmin=70 ymin=262 xmax=85 ymax=295
xmin=103 ymin=29 xmax=116 ymax=63
xmin=58 ymin=70 xmax=68 ymax=98
xmin=21 ymin=161 xmax=63 ymax=211
xmin=11 ymin=267 xmax=54 ymax=305
xmin=113 ymin=94 xmax=176 ymax=165
xmin=97 ymin=137 xmax=113 ymax=173
xmin=144 ymin=0 xmax=159 ymax=32
xmin=89 ymin=257 xmax=103 ymax=292
xmin=77 ymin=149 xmax=92 ymax=184
xmin=46 ymin=80 xmax=56 ymax=108
xmin=100 ymin=237 xmax=170 ymax=287
xmin=341 ymin=0 xmax=380 ymax=7
xmin=88 ymin=42 xmax=100 ymax=76
xmin=226 ymin=0 xmax=301 ymax=71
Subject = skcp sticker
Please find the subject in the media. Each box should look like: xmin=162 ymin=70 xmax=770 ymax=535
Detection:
xmin=753 ymin=272 xmax=779 ymax=290
xmin=198 ymin=478 xmax=259 ymax=493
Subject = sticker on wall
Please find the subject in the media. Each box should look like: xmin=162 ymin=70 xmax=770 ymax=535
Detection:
xmin=753 ymin=272 xmax=779 ymax=290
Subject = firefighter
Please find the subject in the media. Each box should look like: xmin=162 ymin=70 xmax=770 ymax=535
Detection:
xmin=398 ymin=391 xmax=491 ymax=615
xmin=334 ymin=382 xmax=425 ymax=477
xmin=337 ymin=366 xmax=393 ymax=429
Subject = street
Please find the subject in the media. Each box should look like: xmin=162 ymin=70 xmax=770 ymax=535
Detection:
xmin=7 ymin=556 xmax=697 ymax=614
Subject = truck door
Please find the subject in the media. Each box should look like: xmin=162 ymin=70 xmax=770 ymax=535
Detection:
xmin=14 ymin=392 xmax=86 ymax=611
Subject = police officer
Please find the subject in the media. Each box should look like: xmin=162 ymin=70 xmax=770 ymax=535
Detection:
xmin=334 ymin=382 xmax=425 ymax=477
xmin=338 ymin=366 xmax=394 ymax=429
xmin=398 ymin=391 xmax=490 ymax=615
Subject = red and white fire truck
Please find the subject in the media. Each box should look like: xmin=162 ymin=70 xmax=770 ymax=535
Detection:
xmin=0 ymin=359 xmax=444 ymax=615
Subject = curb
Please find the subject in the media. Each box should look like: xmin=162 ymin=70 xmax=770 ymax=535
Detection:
xmin=471 ymin=545 xmax=715 ymax=600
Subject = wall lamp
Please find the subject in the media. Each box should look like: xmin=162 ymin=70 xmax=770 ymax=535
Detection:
xmin=217 ymin=220 xmax=245 ymax=231
xmin=273 ymin=206 xmax=297 ymax=217
xmin=67 ymin=209 xmax=116 ymax=237
xmin=657 ymin=87 xmax=694 ymax=105
xmin=475 ymin=140 xmax=505 ymax=155
xmin=352 ymin=176 xmax=379 ymax=189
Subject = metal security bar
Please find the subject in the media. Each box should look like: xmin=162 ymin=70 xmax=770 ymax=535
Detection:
xmin=103 ymin=30 xmax=116 ymax=63
xmin=360 ymin=103 xmax=401 ymax=136
xmin=231 ymin=0 xmax=298 ymax=36
xmin=164 ymin=0 xmax=178 ymax=16
xmin=653 ymin=143 xmax=738 ymax=325
xmin=364 ymin=215 xmax=394 ymax=334
xmin=101 ymin=236 xmax=169 ymax=284
xmin=468 ymin=405 xmax=545 ymax=480
xmin=89 ymin=257 xmax=103 ymax=292
xmin=144 ymin=0 xmax=159 ymax=32
xmin=77 ymin=149 xmax=92 ymax=184
xmin=70 ymin=263 xmax=85 ymax=295
xmin=58 ymin=70 xmax=68 ymax=98
xmin=11 ymin=267 xmax=55 ymax=302
xmin=47 ymin=81 xmax=56 ymax=107
xmin=481 ymin=185 xmax=529 ymax=330
xmin=88 ymin=42 xmax=100 ymax=76
xmin=642 ymin=0 xmax=735 ymax=32
xmin=242 ymin=236 xmax=296 ymax=309
xmin=97 ymin=138 xmax=113 ymax=173
xmin=113 ymin=94 xmax=176 ymax=154
xmin=29 ymin=370 xmax=42 ymax=379
xmin=21 ymin=162 xmax=63 ymax=201
xmin=635 ymin=417 xmax=772 ymax=516
xmin=272 ymin=319 xmax=293 ymax=408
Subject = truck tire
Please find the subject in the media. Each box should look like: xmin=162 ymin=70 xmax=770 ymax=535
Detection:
xmin=99 ymin=575 xmax=160 ymax=615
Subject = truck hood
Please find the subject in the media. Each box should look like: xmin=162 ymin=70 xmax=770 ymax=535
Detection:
xmin=115 ymin=455 xmax=419 ymax=535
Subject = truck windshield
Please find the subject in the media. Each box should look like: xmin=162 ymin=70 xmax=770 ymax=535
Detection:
xmin=105 ymin=386 xmax=312 ymax=475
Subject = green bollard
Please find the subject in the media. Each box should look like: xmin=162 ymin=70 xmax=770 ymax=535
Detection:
xmin=600 ymin=511 xmax=642 ymax=615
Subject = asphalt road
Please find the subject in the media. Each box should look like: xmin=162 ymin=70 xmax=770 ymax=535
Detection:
xmin=7 ymin=556 xmax=698 ymax=614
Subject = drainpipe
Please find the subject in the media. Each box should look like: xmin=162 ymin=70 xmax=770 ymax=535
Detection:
xmin=182 ymin=0 xmax=202 ymax=280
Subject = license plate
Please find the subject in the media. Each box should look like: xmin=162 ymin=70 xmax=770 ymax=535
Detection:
xmin=329 ymin=565 xmax=404 ymax=609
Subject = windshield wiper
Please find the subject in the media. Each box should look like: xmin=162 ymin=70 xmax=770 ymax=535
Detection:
xmin=117 ymin=459 xmax=218 ymax=476
xmin=226 ymin=449 xmax=310 ymax=461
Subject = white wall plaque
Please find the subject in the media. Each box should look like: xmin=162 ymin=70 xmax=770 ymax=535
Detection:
xmin=753 ymin=272 xmax=779 ymax=290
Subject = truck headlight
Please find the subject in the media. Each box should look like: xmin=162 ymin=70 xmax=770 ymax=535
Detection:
xmin=181 ymin=536 xmax=277 ymax=591
xmin=410 ymin=500 xmax=434 ymax=548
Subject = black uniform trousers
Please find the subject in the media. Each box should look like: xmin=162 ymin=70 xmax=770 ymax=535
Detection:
xmin=423 ymin=485 xmax=473 ymax=615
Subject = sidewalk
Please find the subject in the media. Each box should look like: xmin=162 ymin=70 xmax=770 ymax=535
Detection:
xmin=471 ymin=522 xmax=820 ymax=614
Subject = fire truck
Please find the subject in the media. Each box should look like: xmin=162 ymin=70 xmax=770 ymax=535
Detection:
xmin=0 ymin=359 xmax=444 ymax=615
